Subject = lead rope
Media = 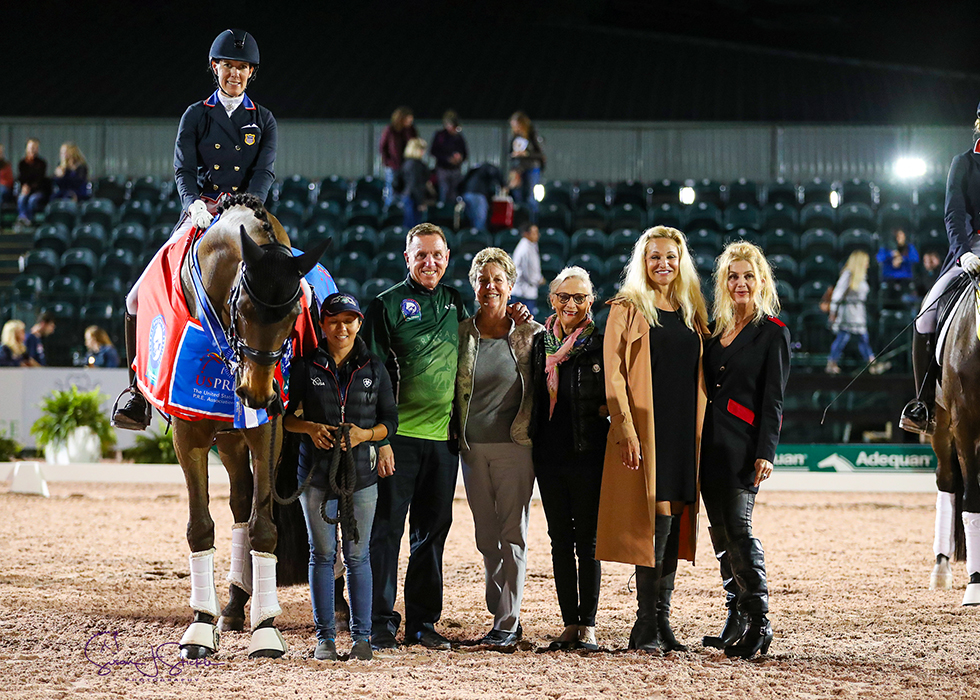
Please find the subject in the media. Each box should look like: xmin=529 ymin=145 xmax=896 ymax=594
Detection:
xmin=320 ymin=424 xmax=359 ymax=544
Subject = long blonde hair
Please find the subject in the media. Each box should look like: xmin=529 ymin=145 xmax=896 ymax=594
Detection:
xmin=712 ymin=241 xmax=781 ymax=337
xmin=842 ymin=250 xmax=869 ymax=291
xmin=612 ymin=226 xmax=707 ymax=332
xmin=1 ymin=320 xmax=26 ymax=356
xmin=59 ymin=142 xmax=85 ymax=170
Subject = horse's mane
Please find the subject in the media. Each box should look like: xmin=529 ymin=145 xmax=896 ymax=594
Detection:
xmin=215 ymin=193 xmax=278 ymax=245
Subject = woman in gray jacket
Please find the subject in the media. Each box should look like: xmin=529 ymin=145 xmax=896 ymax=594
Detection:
xmin=456 ymin=247 xmax=544 ymax=648
xmin=826 ymin=250 xmax=889 ymax=375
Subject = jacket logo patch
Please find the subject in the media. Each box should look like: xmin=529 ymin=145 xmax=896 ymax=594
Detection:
xmin=311 ymin=377 xmax=325 ymax=386
xmin=362 ymin=378 xmax=373 ymax=388
xmin=401 ymin=298 xmax=422 ymax=321
xmin=244 ymin=133 xmax=256 ymax=146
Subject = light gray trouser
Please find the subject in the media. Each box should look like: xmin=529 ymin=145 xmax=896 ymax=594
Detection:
xmin=460 ymin=441 xmax=535 ymax=633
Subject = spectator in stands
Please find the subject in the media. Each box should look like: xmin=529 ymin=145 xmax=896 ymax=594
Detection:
xmin=700 ymin=241 xmax=789 ymax=659
xmin=379 ymin=107 xmax=418 ymax=206
xmin=508 ymin=112 xmax=545 ymax=218
xmin=430 ymin=110 xmax=468 ymax=204
xmin=17 ymin=138 xmax=48 ymax=227
xmin=83 ymin=326 xmax=120 ymax=368
xmin=52 ymin=142 xmax=90 ymax=201
xmin=597 ymin=226 xmax=708 ymax=654
xmin=915 ymin=249 xmax=943 ymax=298
xmin=0 ymin=145 xmax=14 ymax=203
xmin=459 ymin=163 xmax=506 ymax=231
xmin=826 ymin=250 xmax=889 ymax=375
xmin=114 ymin=29 xmax=276 ymax=431
xmin=529 ymin=266 xmax=608 ymax=652
xmin=511 ymin=223 xmax=544 ymax=316
xmin=395 ymin=138 xmax=431 ymax=229
xmin=26 ymin=312 xmax=56 ymax=366
xmin=876 ymin=228 xmax=919 ymax=306
xmin=0 ymin=320 xmax=41 ymax=367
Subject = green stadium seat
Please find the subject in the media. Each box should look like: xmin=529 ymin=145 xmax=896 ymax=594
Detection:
xmin=538 ymin=203 xmax=572 ymax=232
xmin=111 ymin=223 xmax=147 ymax=256
xmin=609 ymin=203 xmax=645 ymax=231
xmin=70 ymin=223 xmax=109 ymax=256
xmin=538 ymin=228 xmax=569 ymax=258
xmin=570 ymin=228 xmax=607 ymax=256
xmin=21 ymin=249 xmax=61 ymax=281
xmin=761 ymin=228 xmax=799 ymax=257
xmin=728 ymin=178 xmax=760 ymax=207
xmin=613 ymin=180 xmax=648 ymax=207
xmin=361 ymin=278 xmax=396 ymax=302
xmin=764 ymin=179 xmax=799 ymax=207
xmin=79 ymin=198 xmax=116 ymax=230
xmin=34 ymin=223 xmax=71 ymax=256
xmin=43 ymin=199 xmax=78 ymax=229
xmin=60 ymin=248 xmax=100 ymax=284
xmin=576 ymin=181 xmax=608 ymax=208
xmin=800 ymin=203 xmax=837 ymax=232
xmin=800 ymin=228 xmax=838 ymax=258
xmin=346 ymin=199 xmax=382 ymax=228
xmin=762 ymin=202 xmax=799 ymax=232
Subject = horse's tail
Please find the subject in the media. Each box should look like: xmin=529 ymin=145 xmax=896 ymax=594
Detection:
xmin=273 ymin=427 xmax=311 ymax=586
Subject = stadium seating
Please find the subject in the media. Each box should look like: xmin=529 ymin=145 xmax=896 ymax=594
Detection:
xmin=43 ymin=200 xmax=78 ymax=229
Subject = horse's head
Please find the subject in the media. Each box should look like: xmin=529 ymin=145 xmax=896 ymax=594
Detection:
xmin=233 ymin=224 xmax=329 ymax=410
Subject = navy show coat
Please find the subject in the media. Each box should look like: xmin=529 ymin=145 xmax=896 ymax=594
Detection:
xmin=174 ymin=90 xmax=277 ymax=209
xmin=942 ymin=143 xmax=980 ymax=275
xmin=700 ymin=316 xmax=791 ymax=493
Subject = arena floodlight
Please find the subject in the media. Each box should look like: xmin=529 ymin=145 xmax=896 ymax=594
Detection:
xmin=829 ymin=191 xmax=840 ymax=209
xmin=679 ymin=186 xmax=696 ymax=205
xmin=533 ymin=184 xmax=546 ymax=202
xmin=894 ymin=157 xmax=927 ymax=179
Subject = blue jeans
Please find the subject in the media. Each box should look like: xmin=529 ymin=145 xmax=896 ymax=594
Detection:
xmin=383 ymin=167 xmax=396 ymax=207
xmin=17 ymin=191 xmax=45 ymax=220
xmin=300 ymin=482 xmax=378 ymax=642
xmin=512 ymin=167 xmax=541 ymax=218
xmin=829 ymin=331 xmax=873 ymax=363
xmin=402 ymin=195 xmax=423 ymax=228
xmin=461 ymin=192 xmax=488 ymax=230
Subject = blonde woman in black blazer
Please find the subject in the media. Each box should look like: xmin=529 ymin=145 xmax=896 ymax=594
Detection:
xmin=700 ymin=241 xmax=790 ymax=659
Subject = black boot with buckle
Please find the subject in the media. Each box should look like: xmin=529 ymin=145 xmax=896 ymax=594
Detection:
xmin=724 ymin=537 xmax=773 ymax=659
xmin=900 ymin=329 xmax=937 ymax=436
xmin=703 ymin=526 xmax=746 ymax=649
xmin=111 ymin=312 xmax=152 ymax=431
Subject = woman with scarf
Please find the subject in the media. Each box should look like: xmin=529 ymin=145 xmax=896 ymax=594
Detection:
xmin=530 ymin=266 xmax=608 ymax=651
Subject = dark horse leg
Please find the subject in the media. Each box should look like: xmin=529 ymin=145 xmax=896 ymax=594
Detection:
xmin=173 ymin=417 xmax=221 ymax=659
xmin=240 ymin=417 xmax=287 ymax=658
xmin=949 ymin=404 xmax=980 ymax=605
xmin=215 ymin=432 xmax=253 ymax=633
xmin=931 ymin=404 xmax=958 ymax=590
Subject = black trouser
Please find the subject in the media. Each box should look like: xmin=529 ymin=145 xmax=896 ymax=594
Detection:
xmin=700 ymin=485 xmax=769 ymax=616
xmin=536 ymin=452 xmax=603 ymax=627
xmin=371 ymin=435 xmax=458 ymax=638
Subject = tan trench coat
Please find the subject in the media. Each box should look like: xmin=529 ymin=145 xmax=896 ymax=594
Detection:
xmin=595 ymin=301 xmax=708 ymax=567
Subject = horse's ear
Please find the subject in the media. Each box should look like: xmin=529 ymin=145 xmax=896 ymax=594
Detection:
xmin=294 ymin=237 xmax=332 ymax=276
xmin=240 ymin=225 xmax=265 ymax=267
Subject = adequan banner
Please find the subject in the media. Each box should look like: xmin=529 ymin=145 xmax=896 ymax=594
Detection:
xmin=774 ymin=445 xmax=935 ymax=472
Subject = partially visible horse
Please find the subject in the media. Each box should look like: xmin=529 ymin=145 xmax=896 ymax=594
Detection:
xmin=929 ymin=281 xmax=980 ymax=605
xmin=149 ymin=194 xmax=329 ymax=658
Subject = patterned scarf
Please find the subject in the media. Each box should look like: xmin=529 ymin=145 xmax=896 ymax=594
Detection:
xmin=544 ymin=313 xmax=595 ymax=418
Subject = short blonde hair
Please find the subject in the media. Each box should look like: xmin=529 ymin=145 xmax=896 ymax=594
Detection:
xmin=468 ymin=247 xmax=518 ymax=290
xmin=404 ymin=138 xmax=427 ymax=160
xmin=711 ymin=241 xmax=780 ymax=337
xmin=612 ymin=226 xmax=708 ymax=332
xmin=1 ymin=319 xmax=26 ymax=356
xmin=549 ymin=266 xmax=594 ymax=296
xmin=405 ymin=222 xmax=448 ymax=250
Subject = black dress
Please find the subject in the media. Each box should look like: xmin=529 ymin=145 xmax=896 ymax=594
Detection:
xmin=649 ymin=309 xmax=700 ymax=503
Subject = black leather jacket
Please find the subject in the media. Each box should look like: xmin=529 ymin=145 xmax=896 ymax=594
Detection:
xmin=530 ymin=330 xmax=609 ymax=456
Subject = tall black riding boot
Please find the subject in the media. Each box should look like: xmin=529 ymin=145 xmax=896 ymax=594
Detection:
xmin=725 ymin=537 xmax=773 ymax=659
xmin=702 ymin=526 xmax=746 ymax=649
xmin=657 ymin=514 xmax=687 ymax=652
xmin=110 ymin=312 xmax=152 ymax=431
xmin=900 ymin=330 xmax=937 ymax=436
xmin=628 ymin=513 xmax=672 ymax=652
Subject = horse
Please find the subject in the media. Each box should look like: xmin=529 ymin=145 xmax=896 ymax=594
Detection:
xmin=929 ymin=280 xmax=980 ymax=605
xmin=165 ymin=194 xmax=330 ymax=659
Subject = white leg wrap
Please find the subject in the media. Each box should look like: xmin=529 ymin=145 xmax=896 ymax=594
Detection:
xmin=179 ymin=622 xmax=220 ymax=652
xmin=188 ymin=548 xmax=220 ymax=618
xmin=227 ymin=524 xmax=252 ymax=595
xmin=250 ymin=550 xmax=282 ymax=630
xmin=963 ymin=512 xmax=980 ymax=575
xmin=935 ymin=492 xmax=956 ymax=559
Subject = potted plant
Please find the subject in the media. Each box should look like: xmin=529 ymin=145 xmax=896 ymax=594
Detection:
xmin=31 ymin=386 xmax=116 ymax=464
xmin=0 ymin=425 xmax=22 ymax=462
xmin=122 ymin=420 xmax=177 ymax=464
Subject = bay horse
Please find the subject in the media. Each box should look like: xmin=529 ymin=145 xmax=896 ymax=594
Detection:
xmin=172 ymin=194 xmax=329 ymax=658
xmin=929 ymin=280 xmax=980 ymax=605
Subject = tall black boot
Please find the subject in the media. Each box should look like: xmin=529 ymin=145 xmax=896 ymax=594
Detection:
xmin=110 ymin=312 xmax=152 ymax=431
xmin=725 ymin=537 xmax=773 ymax=659
xmin=702 ymin=526 xmax=746 ymax=649
xmin=900 ymin=330 xmax=937 ymax=436
xmin=628 ymin=513 xmax=672 ymax=652
xmin=657 ymin=514 xmax=687 ymax=652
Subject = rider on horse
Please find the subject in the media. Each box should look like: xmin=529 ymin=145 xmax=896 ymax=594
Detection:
xmin=901 ymin=101 xmax=980 ymax=437
xmin=112 ymin=28 xmax=277 ymax=431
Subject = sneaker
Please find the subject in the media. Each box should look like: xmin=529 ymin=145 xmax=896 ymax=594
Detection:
xmin=314 ymin=639 xmax=338 ymax=661
xmin=825 ymin=360 xmax=841 ymax=375
xmin=577 ymin=625 xmax=598 ymax=651
xmin=349 ymin=639 xmax=373 ymax=661
xmin=869 ymin=360 xmax=892 ymax=375
xmin=371 ymin=631 xmax=399 ymax=650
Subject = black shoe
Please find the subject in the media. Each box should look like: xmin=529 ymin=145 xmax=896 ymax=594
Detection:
xmin=111 ymin=388 xmax=152 ymax=431
xmin=703 ymin=609 xmax=746 ymax=650
xmin=658 ymin=612 xmax=687 ymax=653
xmin=408 ymin=629 xmax=451 ymax=650
xmin=724 ymin=617 xmax=773 ymax=659
xmin=627 ymin=619 xmax=662 ymax=654
xmin=479 ymin=624 xmax=522 ymax=647
xmin=900 ymin=400 xmax=935 ymax=436
xmin=370 ymin=631 xmax=399 ymax=650
xmin=314 ymin=639 xmax=338 ymax=661
xmin=349 ymin=639 xmax=373 ymax=660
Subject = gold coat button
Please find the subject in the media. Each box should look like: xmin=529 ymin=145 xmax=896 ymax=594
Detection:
xmin=212 ymin=184 xmax=219 ymax=190
xmin=215 ymin=143 xmax=221 ymax=149
xmin=235 ymin=145 xmax=241 ymax=151
xmin=720 ymin=366 xmax=725 ymax=371
xmin=232 ymin=187 xmax=238 ymax=191
xmin=234 ymin=166 xmax=240 ymax=171
xmin=214 ymin=164 xmax=220 ymax=170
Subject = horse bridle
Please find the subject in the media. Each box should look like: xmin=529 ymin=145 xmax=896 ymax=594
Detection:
xmin=225 ymin=256 xmax=302 ymax=368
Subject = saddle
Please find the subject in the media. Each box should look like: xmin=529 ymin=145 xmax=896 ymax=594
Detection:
xmin=934 ymin=272 xmax=975 ymax=365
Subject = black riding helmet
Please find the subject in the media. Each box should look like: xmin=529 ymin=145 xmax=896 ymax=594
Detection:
xmin=209 ymin=29 xmax=260 ymax=90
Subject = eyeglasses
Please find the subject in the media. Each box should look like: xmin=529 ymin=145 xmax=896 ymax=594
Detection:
xmin=552 ymin=293 xmax=591 ymax=305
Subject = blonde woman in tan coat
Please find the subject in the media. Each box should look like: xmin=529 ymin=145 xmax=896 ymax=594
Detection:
xmin=597 ymin=226 xmax=708 ymax=654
